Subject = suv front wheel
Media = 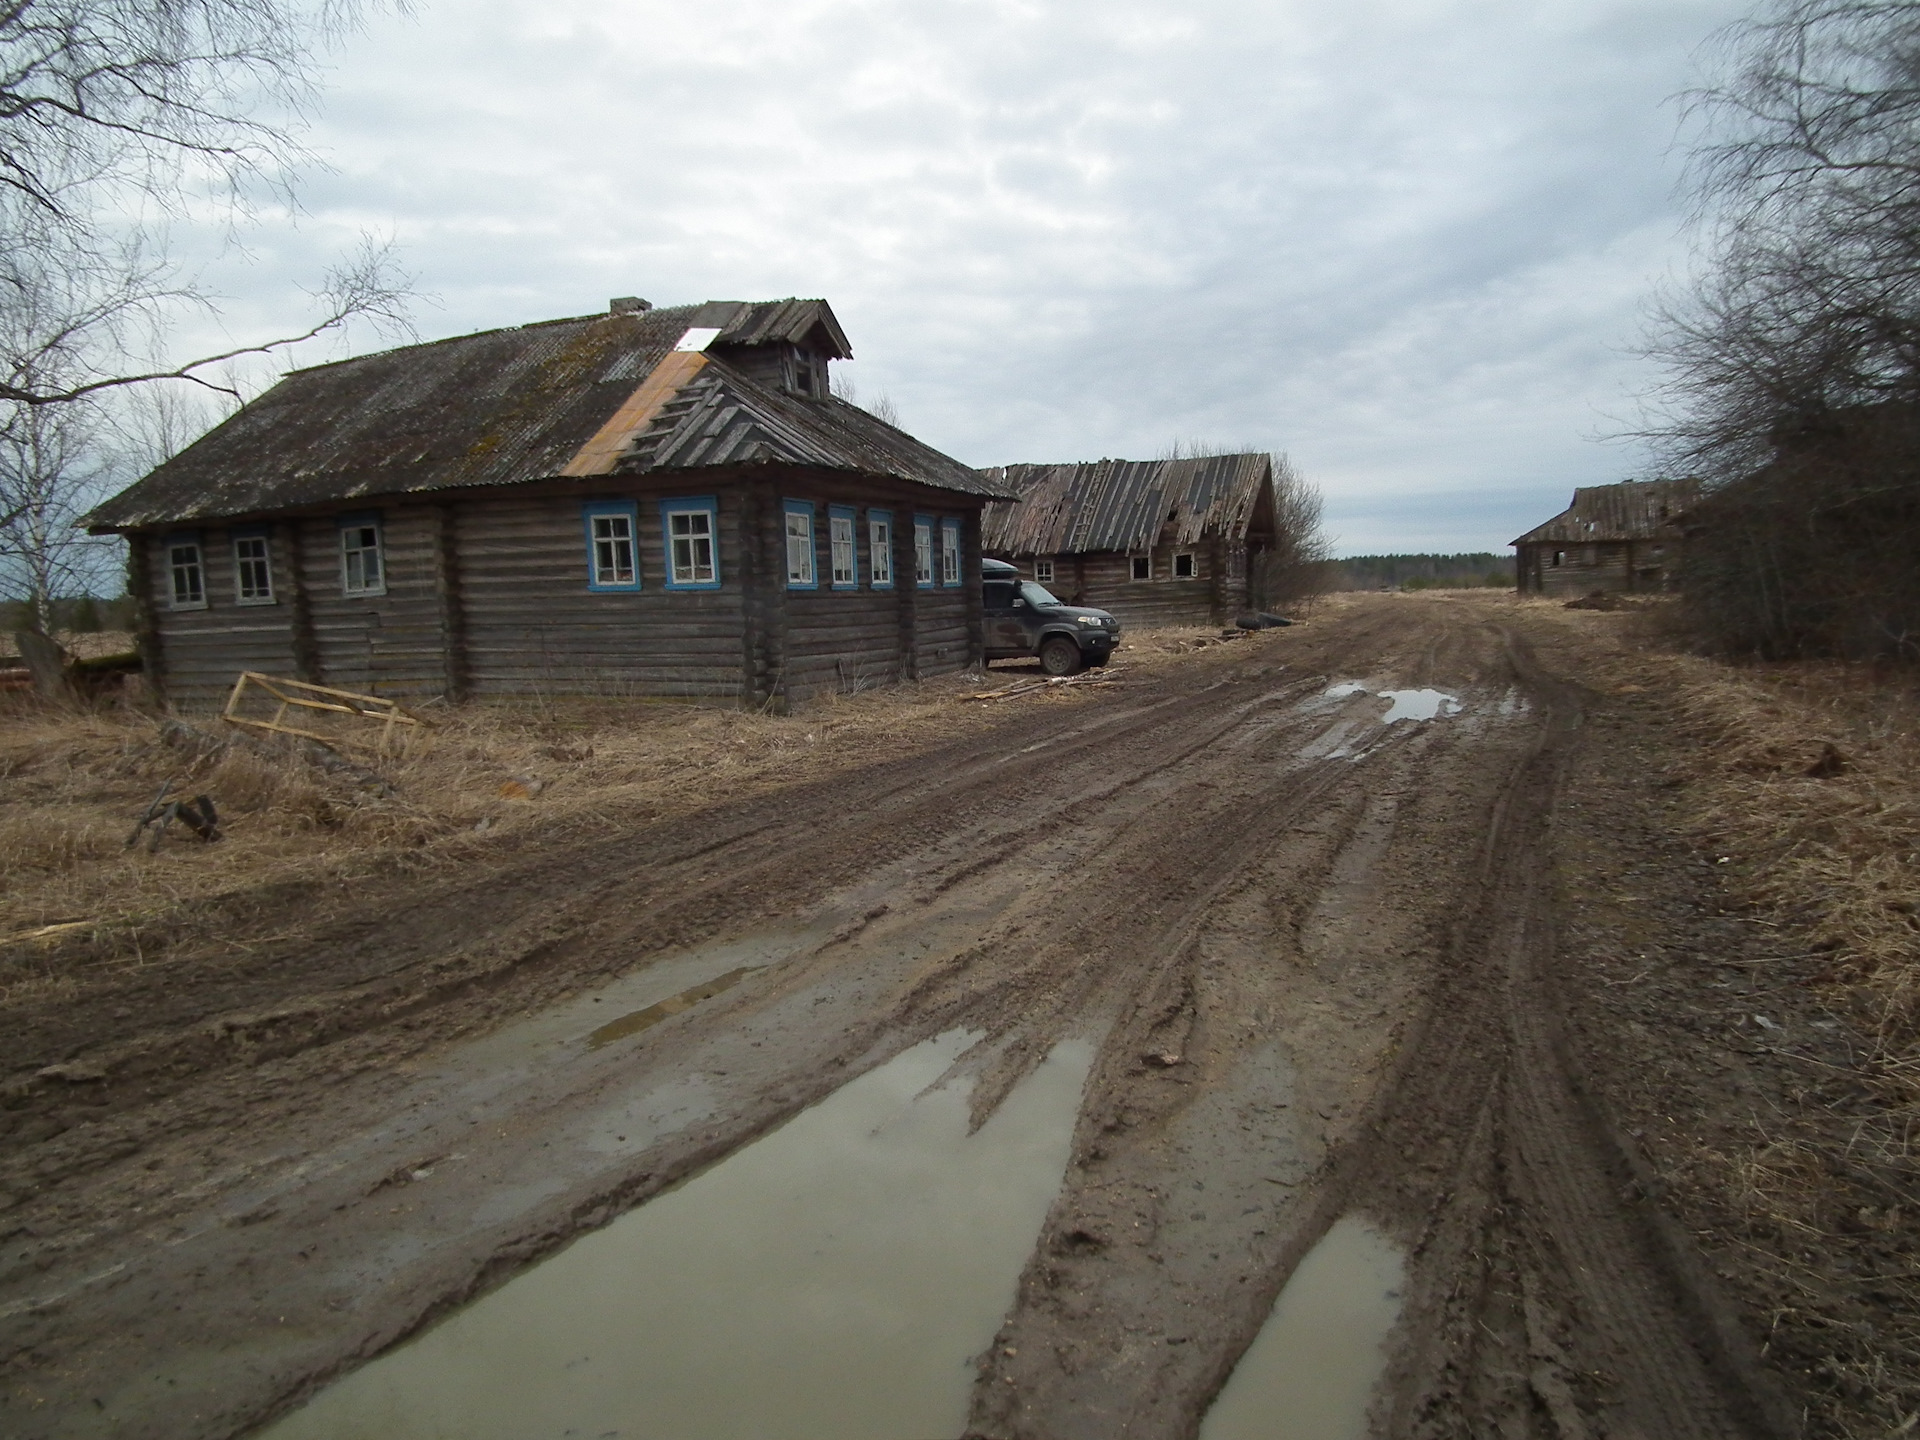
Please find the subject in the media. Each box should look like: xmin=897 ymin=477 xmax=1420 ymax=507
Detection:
xmin=1038 ymin=635 xmax=1085 ymax=676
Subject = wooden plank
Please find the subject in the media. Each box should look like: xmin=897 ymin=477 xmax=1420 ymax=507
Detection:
xmin=559 ymin=350 xmax=711 ymax=477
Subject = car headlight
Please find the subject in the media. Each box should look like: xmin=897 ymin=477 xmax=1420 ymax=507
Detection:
xmin=1077 ymin=615 xmax=1104 ymax=627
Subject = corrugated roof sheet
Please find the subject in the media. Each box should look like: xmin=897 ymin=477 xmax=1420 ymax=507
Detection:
xmin=978 ymin=454 xmax=1273 ymax=555
xmin=85 ymin=298 xmax=996 ymax=529
xmin=1510 ymin=478 xmax=1699 ymax=546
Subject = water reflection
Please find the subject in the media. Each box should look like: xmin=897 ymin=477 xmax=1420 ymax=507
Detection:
xmin=1200 ymin=1215 xmax=1406 ymax=1440
xmin=264 ymin=1030 xmax=1093 ymax=1440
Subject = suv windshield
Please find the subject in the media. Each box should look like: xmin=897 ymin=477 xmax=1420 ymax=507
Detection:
xmin=1020 ymin=581 xmax=1062 ymax=607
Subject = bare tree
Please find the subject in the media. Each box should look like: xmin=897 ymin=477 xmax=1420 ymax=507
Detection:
xmin=1253 ymin=453 xmax=1336 ymax=609
xmin=0 ymin=0 xmax=413 ymax=635
xmin=1152 ymin=441 xmax=1335 ymax=609
xmin=0 ymin=394 xmax=114 ymax=634
xmin=1644 ymin=0 xmax=1920 ymax=657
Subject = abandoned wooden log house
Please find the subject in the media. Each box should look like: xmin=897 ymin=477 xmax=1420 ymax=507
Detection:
xmin=977 ymin=454 xmax=1279 ymax=627
xmin=1511 ymin=478 xmax=1697 ymax=597
xmin=85 ymin=298 xmax=1015 ymax=710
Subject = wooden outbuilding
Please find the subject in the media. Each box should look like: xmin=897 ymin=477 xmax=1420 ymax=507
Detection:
xmin=1512 ymin=479 xmax=1697 ymax=597
xmin=977 ymin=454 xmax=1279 ymax=627
xmin=85 ymin=298 xmax=1014 ymax=710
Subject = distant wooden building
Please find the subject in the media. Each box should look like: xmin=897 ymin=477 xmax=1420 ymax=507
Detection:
xmin=978 ymin=455 xmax=1279 ymax=627
xmin=1512 ymin=479 xmax=1697 ymax=597
xmin=85 ymin=298 xmax=1013 ymax=710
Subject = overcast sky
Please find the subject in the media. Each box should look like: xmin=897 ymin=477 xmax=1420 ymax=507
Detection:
xmin=182 ymin=0 xmax=1755 ymax=555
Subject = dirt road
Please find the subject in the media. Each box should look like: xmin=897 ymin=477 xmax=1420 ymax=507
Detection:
xmin=0 ymin=597 xmax=1806 ymax=1438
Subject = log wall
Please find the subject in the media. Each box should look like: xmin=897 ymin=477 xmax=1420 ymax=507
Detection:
xmin=1008 ymin=540 xmax=1250 ymax=628
xmin=136 ymin=528 xmax=301 ymax=705
xmin=1517 ymin=541 xmax=1677 ymax=597
xmin=138 ymin=467 xmax=988 ymax=709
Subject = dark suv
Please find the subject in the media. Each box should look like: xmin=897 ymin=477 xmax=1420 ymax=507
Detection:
xmin=981 ymin=558 xmax=1121 ymax=675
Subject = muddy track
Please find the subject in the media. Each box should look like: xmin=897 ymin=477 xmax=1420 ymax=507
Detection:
xmin=0 ymin=599 xmax=1787 ymax=1440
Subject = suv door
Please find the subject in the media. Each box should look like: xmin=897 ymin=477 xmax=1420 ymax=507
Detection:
xmin=982 ymin=579 xmax=1029 ymax=656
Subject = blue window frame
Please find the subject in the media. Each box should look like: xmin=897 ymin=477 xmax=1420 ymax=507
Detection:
xmin=940 ymin=518 xmax=962 ymax=586
xmin=660 ymin=496 xmax=721 ymax=590
xmin=828 ymin=504 xmax=858 ymax=589
xmin=338 ymin=512 xmax=386 ymax=597
xmin=913 ymin=515 xmax=934 ymax=588
xmin=868 ymin=509 xmax=894 ymax=590
xmin=784 ymin=500 xmax=817 ymax=589
xmin=582 ymin=501 xmax=642 ymax=591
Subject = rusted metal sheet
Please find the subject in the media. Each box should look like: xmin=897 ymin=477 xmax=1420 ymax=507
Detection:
xmin=1510 ymin=479 xmax=1697 ymax=546
xmin=978 ymin=455 xmax=1272 ymax=556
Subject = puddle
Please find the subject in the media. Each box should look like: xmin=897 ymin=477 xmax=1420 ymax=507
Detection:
xmin=587 ymin=966 xmax=757 ymax=1048
xmin=1377 ymin=688 xmax=1460 ymax=723
xmin=264 ymin=1030 xmax=1095 ymax=1440
xmin=1199 ymin=1215 xmax=1406 ymax=1440
xmin=1321 ymin=682 xmax=1462 ymax=725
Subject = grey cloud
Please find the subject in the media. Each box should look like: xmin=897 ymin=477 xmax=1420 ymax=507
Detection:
xmin=155 ymin=0 xmax=1751 ymax=552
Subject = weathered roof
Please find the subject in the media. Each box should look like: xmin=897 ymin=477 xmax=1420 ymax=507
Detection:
xmin=86 ymin=298 xmax=1001 ymax=530
xmin=979 ymin=454 xmax=1274 ymax=555
xmin=614 ymin=365 xmax=998 ymax=496
xmin=1510 ymin=479 xmax=1699 ymax=547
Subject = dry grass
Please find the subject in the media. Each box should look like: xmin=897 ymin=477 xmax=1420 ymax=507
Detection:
xmin=0 ymin=629 xmax=135 ymax=662
xmin=1509 ymin=595 xmax=1920 ymax=1437
xmin=0 ymin=678 xmax=986 ymax=960
xmin=1528 ymin=597 xmax=1920 ymax=1072
xmin=0 ymin=630 xmax=1260 ymax=983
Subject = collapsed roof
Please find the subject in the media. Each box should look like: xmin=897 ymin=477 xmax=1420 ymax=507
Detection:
xmin=1510 ymin=478 xmax=1698 ymax=548
xmin=979 ymin=454 xmax=1275 ymax=556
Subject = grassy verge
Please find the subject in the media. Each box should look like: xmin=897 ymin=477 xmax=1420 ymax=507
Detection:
xmin=1513 ymin=594 xmax=1920 ymax=1435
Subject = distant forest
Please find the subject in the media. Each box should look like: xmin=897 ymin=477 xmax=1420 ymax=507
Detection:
xmin=1333 ymin=554 xmax=1513 ymax=590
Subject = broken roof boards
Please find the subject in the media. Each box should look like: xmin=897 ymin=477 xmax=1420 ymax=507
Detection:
xmin=979 ymin=454 xmax=1280 ymax=628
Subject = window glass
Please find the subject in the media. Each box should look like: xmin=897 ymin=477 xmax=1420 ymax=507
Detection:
xmin=341 ymin=521 xmax=384 ymax=594
xmin=785 ymin=506 xmax=815 ymax=586
xmin=869 ymin=517 xmax=893 ymax=586
xmin=940 ymin=520 xmax=960 ymax=585
xmin=168 ymin=540 xmax=204 ymax=607
xmin=668 ymin=508 xmax=716 ymax=584
xmin=829 ymin=511 xmax=856 ymax=586
xmin=914 ymin=520 xmax=933 ymax=585
xmin=234 ymin=534 xmax=273 ymax=603
xmin=591 ymin=512 xmax=636 ymax=586
xmin=1021 ymin=581 xmax=1062 ymax=607
xmin=1131 ymin=555 xmax=1150 ymax=581
xmin=1035 ymin=559 xmax=1054 ymax=584
xmin=1174 ymin=553 xmax=1195 ymax=578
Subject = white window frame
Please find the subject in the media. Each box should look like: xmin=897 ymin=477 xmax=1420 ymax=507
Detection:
xmin=940 ymin=519 xmax=961 ymax=586
xmin=1173 ymin=552 xmax=1195 ymax=579
xmin=661 ymin=498 xmax=720 ymax=589
xmin=166 ymin=536 xmax=206 ymax=610
xmin=339 ymin=516 xmax=387 ymax=597
xmin=784 ymin=501 xmax=817 ymax=588
xmin=1034 ymin=558 xmax=1054 ymax=584
xmin=913 ymin=517 xmax=934 ymax=587
xmin=828 ymin=506 xmax=857 ymax=589
xmin=233 ymin=532 xmax=275 ymax=605
xmin=1131 ymin=555 xmax=1151 ymax=581
xmin=869 ymin=512 xmax=893 ymax=588
xmin=584 ymin=503 xmax=640 ymax=590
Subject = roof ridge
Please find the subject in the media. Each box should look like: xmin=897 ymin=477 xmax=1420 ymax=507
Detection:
xmin=282 ymin=302 xmax=709 ymax=376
